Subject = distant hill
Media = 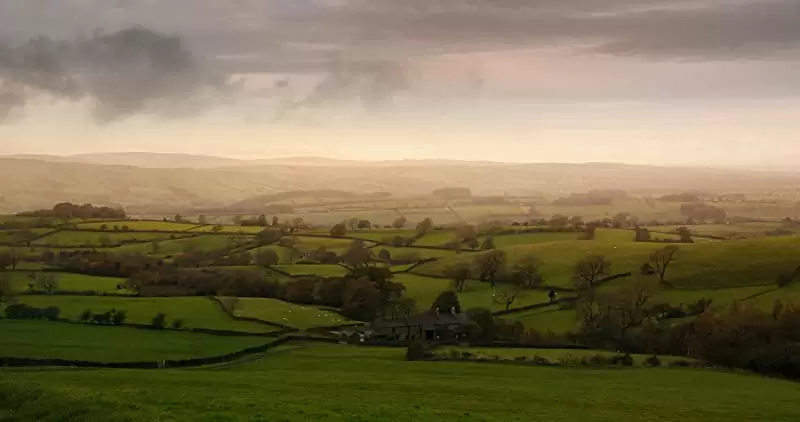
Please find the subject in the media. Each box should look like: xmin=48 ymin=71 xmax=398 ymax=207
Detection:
xmin=1 ymin=155 xmax=799 ymax=214
xmin=5 ymin=153 xmax=245 ymax=169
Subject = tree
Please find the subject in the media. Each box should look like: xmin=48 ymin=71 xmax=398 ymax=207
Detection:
xmin=611 ymin=212 xmax=631 ymax=228
xmin=257 ymin=228 xmax=283 ymax=245
xmin=377 ymin=249 xmax=392 ymax=262
xmin=431 ymin=291 xmax=461 ymax=314
xmin=233 ymin=215 xmax=243 ymax=226
xmin=111 ymin=310 xmax=127 ymax=325
xmin=0 ymin=272 xmax=14 ymax=304
xmin=330 ymin=223 xmax=347 ymax=237
xmin=445 ymin=263 xmax=471 ymax=292
xmin=172 ymin=319 xmax=185 ymax=329
xmin=392 ymin=216 xmax=407 ymax=229
xmin=605 ymin=282 xmax=652 ymax=349
xmin=151 ymin=313 xmax=167 ymax=329
xmin=198 ymin=215 xmax=208 ymax=225
xmin=388 ymin=297 xmax=417 ymax=322
xmin=493 ymin=281 xmax=524 ymax=311
xmin=573 ymin=255 xmax=611 ymax=290
xmin=256 ymin=214 xmax=268 ymax=227
xmin=342 ymin=241 xmax=373 ymax=269
xmin=357 ymin=219 xmax=372 ymax=230
xmin=634 ymin=227 xmax=652 ymax=242
xmin=254 ymin=249 xmax=280 ymax=267
xmin=36 ymin=274 xmax=59 ymax=294
xmin=272 ymin=216 xmax=280 ymax=227
xmin=648 ymin=246 xmax=679 ymax=285
xmin=347 ymin=217 xmax=361 ymax=231
xmin=341 ymin=278 xmax=382 ymax=321
xmin=549 ymin=214 xmax=569 ymax=229
xmin=151 ymin=240 xmax=161 ymax=255
xmin=677 ymin=227 xmax=694 ymax=243
xmin=511 ymin=255 xmax=545 ymax=289
xmin=0 ymin=252 xmax=12 ymax=271
xmin=473 ymin=250 xmax=506 ymax=288
xmin=415 ymin=218 xmax=433 ymax=238
xmin=480 ymin=236 xmax=496 ymax=250
xmin=174 ymin=213 xmax=183 ymax=223
xmin=79 ymin=308 xmax=93 ymax=323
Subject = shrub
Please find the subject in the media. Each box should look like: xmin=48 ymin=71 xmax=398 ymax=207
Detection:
xmin=644 ymin=355 xmax=662 ymax=367
xmin=111 ymin=310 xmax=127 ymax=325
xmin=151 ymin=313 xmax=167 ymax=329
xmin=610 ymin=353 xmax=634 ymax=367
xmin=171 ymin=319 xmax=185 ymax=329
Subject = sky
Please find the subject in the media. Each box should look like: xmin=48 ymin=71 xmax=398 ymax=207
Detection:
xmin=0 ymin=0 xmax=799 ymax=166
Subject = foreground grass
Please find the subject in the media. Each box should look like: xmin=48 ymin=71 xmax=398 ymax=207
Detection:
xmin=2 ymin=343 xmax=799 ymax=421
xmin=16 ymin=296 xmax=274 ymax=333
xmin=0 ymin=320 xmax=268 ymax=362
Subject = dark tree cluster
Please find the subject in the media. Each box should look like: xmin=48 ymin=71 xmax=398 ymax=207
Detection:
xmin=79 ymin=308 xmax=127 ymax=325
xmin=18 ymin=202 xmax=126 ymax=219
xmin=680 ymin=203 xmax=727 ymax=223
xmin=4 ymin=304 xmax=60 ymax=321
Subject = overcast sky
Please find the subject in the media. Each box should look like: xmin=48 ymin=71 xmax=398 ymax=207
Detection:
xmin=1 ymin=0 xmax=799 ymax=166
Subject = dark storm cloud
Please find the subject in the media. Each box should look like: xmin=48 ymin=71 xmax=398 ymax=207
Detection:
xmin=0 ymin=26 xmax=231 ymax=122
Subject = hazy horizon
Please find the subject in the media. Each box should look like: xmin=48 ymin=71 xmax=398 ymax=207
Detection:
xmin=2 ymin=1 xmax=799 ymax=167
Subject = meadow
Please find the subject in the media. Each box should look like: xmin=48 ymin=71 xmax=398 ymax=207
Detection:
xmin=2 ymin=343 xmax=799 ymax=421
xmin=31 ymin=230 xmax=185 ymax=246
xmin=0 ymin=319 xmax=269 ymax=362
xmin=6 ymin=271 xmax=126 ymax=293
xmin=232 ymin=297 xmax=354 ymax=329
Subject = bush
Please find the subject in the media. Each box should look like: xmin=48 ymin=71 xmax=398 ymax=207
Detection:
xmin=644 ymin=355 xmax=662 ymax=367
xmin=171 ymin=319 xmax=185 ymax=329
xmin=151 ymin=313 xmax=167 ymax=329
xmin=610 ymin=353 xmax=635 ymax=367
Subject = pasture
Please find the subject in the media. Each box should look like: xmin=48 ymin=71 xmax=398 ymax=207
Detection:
xmin=31 ymin=230 xmax=185 ymax=246
xmin=15 ymin=296 xmax=275 ymax=333
xmin=272 ymin=264 xmax=349 ymax=278
xmin=6 ymin=271 xmax=126 ymax=293
xmin=76 ymin=221 xmax=200 ymax=231
xmin=2 ymin=343 xmax=799 ymax=421
xmin=112 ymin=235 xmax=232 ymax=255
xmin=232 ymin=297 xmax=354 ymax=329
xmin=0 ymin=319 xmax=268 ymax=362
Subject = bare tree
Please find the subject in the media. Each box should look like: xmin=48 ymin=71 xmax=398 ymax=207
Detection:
xmin=445 ymin=263 xmax=471 ymax=292
xmin=648 ymin=246 xmax=679 ymax=285
xmin=0 ymin=272 xmax=14 ymax=304
xmin=607 ymin=282 xmax=652 ymax=348
xmin=474 ymin=249 xmax=507 ymax=288
xmin=493 ymin=282 xmax=524 ymax=311
xmin=573 ymin=255 xmax=611 ymax=290
xmin=512 ymin=254 xmax=545 ymax=289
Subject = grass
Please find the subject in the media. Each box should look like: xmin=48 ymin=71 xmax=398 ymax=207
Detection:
xmin=188 ymin=225 xmax=265 ymax=234
xmin=0 ymin=319 xmax=269 ymax=362
xmin=2 ymin=342 xmax=799 ymax=421
xmin=0 ymin=228 xmax=54 ymax=244
xmin=485 ymin=231 xmax=581 ymax=247
xmin=31 ymin=230 xmax=185 ymax=246
xmin=14 ymin=296 xmax=274 ymax=333
xmin=742 ymin=282 xmax=800 ymax=310
xmin=5 ymin=271 xmax=126 ymax=293
xmin=503 ymin=305 xmax=578 ymax=334
xmin=413 ymin=229 xmax=459 ymax=246
xmin=654 ymin=222 xmax=792 ymax=239
xmin=346 ymin=229 xmax=416 ymax=243
xmin=393 ymin=273 xmax=551 ymax=312
xmin=232 ymin=297 xmax=355 ymax=329
xmin=272 ymin=264 xmax=350 ymax=277
xmin=293 ymin=236 xmax=362 ymax=253
xmin=76 ymin=221 xmax=200 ymax=231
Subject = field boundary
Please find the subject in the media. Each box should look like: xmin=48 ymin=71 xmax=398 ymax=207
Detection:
xmin=208 ymin=296 xmax=298 ymax=332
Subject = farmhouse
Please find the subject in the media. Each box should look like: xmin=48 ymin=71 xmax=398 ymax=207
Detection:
xmin=371 ymin=309 xmax=471 ymax=342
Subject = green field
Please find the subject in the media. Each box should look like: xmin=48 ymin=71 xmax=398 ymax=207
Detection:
xmin=0 ymin=319 xmax=269 ymax=362
xmin=76 ymin=221 xmax=200 ymax=232
xmin=32 ymin=230 xmax=186 ymax=246
xmin=2 ymin=343 xmax=799 ymax=421
xmin=0 ymin=228 xmax=54 ymax=244
xmin=15 ymin=296 xmax=275 ymax=333
xmin=112 ymin=235 xmax=232 ymax=255
xmin=503 ymin=304 xmax=578 ymax=334
xmin=293 ymin=236 xmax=364 ymax=253
xmin=376 ymin=246 xmax=458 ymax=260
xmin=232 ymin=297 xmax=355 ymax=329
xmin=188 ymin=225 xmax=265 ymax=234
xmin=5 ymin=271 xmax=126 ymax=293
xmin=654 ymin=222 xmax=793 ymax=239
xmin=485 ymin=231 xmax=582 ymax=247
xmin=272 ymin=264 xmax=350 ymax=277
xmin=346 ymin=228 xmax=416 ymax=243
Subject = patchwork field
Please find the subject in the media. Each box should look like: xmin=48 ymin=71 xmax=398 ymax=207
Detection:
xmin=6 ymin=271 xmax=126 ymax=293
xmin=32 ymin=230 xmax=186 ymax=246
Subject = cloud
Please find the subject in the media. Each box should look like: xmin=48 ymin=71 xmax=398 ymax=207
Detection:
xmin=0 ymin=26 xmax=231 ymax=122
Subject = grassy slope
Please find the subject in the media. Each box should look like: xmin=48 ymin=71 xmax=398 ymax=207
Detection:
xmin=0 ymin=320 xmax=268 ymax=362
xmin=272 ymin=264 xmax=349 ymax=277
xmin=2 ymin=343 xmax=799 ymax=421
xmin=15 ymin=296 xmax=273 ymax=333
xmin=374 ymin=246 xmax=458 ymax=260
xmin=413 ymin=237 xmax=800 ymax=289
xmin=233 ymin=298 xmax=354 ymax=329
xmin=111 ymin=235 xmax=231 ymax=255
